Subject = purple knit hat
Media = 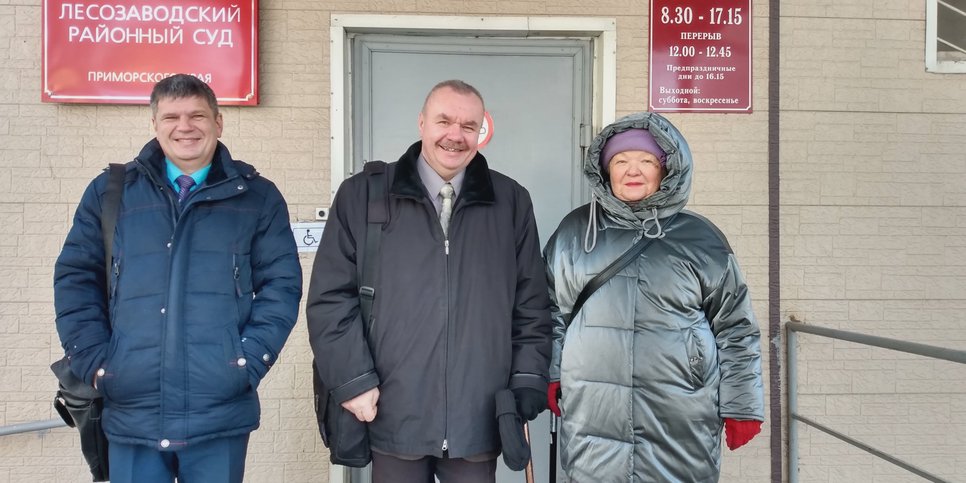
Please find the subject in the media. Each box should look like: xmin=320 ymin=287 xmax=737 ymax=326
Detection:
xmin=600 ymin=128 xmax=667 ymax=172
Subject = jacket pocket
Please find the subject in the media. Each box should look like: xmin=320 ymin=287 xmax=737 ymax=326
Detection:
xmin=685 ymin=327 xmax=706 ymax=388
xmin=232 ymin=253 xmax=253 ymax=297
xmin=232 ymin=253 xmax=253 ymax=325
xmin=223 ymin=327 xmax=250 ymax=396
xmin=99 ymin=334 xmax=152 ymax=405
xmin=97 ymin=337 xmax=120 ymax=400
xmin=685 ymin=326 xmax=717 ymax=388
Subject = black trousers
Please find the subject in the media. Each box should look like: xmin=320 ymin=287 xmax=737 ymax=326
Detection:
xmin=371 ymin=452 xmax=498 ymax=483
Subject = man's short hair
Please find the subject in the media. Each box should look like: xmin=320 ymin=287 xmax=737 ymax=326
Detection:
xmin=422 ymin=79 xmax=485 ymax=113
xmin=150 ymin=74 xmax=219 ymax=117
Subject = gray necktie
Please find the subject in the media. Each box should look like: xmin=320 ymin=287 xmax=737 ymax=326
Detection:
xmin=439 ymin=183 xmax=455 ymax=237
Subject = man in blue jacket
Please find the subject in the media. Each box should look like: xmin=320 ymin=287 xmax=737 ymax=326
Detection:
xmin=54 ymin=74 xmax=302 ymax=483
xmin=307 ymin=79 xmax=551 ymax=482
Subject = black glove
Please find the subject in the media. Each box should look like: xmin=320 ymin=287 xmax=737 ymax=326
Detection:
xmin=511 ymin=387 xmax=546 ymax=421
xmin=495 ymin=389 xmax=531 ymax=471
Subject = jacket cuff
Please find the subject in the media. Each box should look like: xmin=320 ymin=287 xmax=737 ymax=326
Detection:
xmin=68 ymin=344 xmax=107 ymax=386
xmin=719 ymin=411 xmax=765 ymax=421
xmin=241 ymin=337 xmax=275 ymax=390
xmin=509 ymin=372 xmax=547 ymax=392
xmin=331 ymin=370 xmax=380 ymax=404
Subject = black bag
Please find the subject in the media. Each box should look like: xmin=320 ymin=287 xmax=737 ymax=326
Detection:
xmin=312 ymin=363 xmax=372 ymax=467
xmin=51 ymin=357 xmax=109 ymax=482
xmin=50 ymin=163 xmax=124 ymax=482
xmin=311 ymin=161 xmax=388 ymax=467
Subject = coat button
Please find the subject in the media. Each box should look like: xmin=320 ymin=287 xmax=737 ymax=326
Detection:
xmin=96 ymin=368 xmax=105 ymax=377
xmin=237 ymin=358 xmax=247 ymax=367
xmin=160 ymin=307 xmax=166 ymax=314
xmin=160 ymin=439 xmax=170 ymax=448
xmin=262 ymin=354 xmax=270 ymax=362
xmin=237 ymin=185 xmax=244 ymax=190
xmin=166 ymin=242 xmax=172 ymax=248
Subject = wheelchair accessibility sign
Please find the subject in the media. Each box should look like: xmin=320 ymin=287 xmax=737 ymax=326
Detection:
xmin=292 ymin=222 xmax=325 ymax=252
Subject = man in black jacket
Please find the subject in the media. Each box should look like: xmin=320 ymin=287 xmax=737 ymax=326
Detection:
xmin=307 ymin=79 xmax=551 ymax=482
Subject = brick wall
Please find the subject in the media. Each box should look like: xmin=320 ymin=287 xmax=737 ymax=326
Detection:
xmin=781 ymin=1 xmax=966 ymax=482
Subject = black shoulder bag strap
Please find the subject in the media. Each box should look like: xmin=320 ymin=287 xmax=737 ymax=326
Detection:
xmin=311 ymin=162 xmax=387 ymax=465
xmin=49 ymin=163 xmax=124 ymax=483
xmin=358 ymin=161 xmax=389 ymax=328
xmin=566 ymin=212 xmax=678 ymax=329
xmin=101 ymin=163 xmax=125 ymax=293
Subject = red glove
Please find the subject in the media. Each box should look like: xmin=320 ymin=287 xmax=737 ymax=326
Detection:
xmin=724 ymin=418 xmax=762 ymax=450
xmin=547 ymin=381 xmax=561 ymax=417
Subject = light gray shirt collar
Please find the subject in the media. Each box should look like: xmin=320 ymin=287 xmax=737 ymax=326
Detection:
xmin=417 ymin=155 xmax=465 ymax=215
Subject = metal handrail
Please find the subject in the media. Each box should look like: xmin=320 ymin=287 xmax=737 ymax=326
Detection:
xmin=787 ymin=322 xmax=966 ymax=364
xmin=0 ymin=418 xmax=66 ymax=437
xmin=786 ymin=321 xmax=966 ymax=483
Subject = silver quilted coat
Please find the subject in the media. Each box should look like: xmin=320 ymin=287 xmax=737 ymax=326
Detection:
xmin=544 ymin=112 xmax=764 ymax=482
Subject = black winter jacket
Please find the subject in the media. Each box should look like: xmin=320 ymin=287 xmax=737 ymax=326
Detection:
xmin=307 ymin=141 xmax=552 ymax=458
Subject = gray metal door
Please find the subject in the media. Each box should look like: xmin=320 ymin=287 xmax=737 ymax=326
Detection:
xmin=348 ymin=33 xmax=592 ymax=482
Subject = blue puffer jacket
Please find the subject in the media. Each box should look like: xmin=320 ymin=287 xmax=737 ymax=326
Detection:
xmin=54 ymin=139 xmax=302 ymax=448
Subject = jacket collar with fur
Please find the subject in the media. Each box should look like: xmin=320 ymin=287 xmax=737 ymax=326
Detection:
xmin=390 ymin=141 xmax=495 ymax=207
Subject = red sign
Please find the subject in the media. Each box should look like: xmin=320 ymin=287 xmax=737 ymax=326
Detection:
xmin=649 ymin=0 xmax=752 ymax=113
xmin=478 ymin=111 xmax=494 ymax=150
xmin=42 ymin=0 xmax=258 ymax=105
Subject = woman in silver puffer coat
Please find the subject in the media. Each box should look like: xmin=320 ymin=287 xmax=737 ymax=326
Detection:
xmin=543 ymin=112 xmax=764 ymax=482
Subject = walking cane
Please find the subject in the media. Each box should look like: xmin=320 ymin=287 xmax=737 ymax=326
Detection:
xmin=523 ymin=422 xmax=535 ymax=483
xmin=549 ymin=415 xmax=558 ymax=483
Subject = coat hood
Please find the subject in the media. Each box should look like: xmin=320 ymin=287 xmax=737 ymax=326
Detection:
xmin=582 ymin=112 xmax=693 ymax=249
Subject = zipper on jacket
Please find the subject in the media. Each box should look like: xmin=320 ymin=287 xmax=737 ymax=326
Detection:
xmin=442 ymin=217 xmax=451 ymax=456
xmin=232 ymin=254 xmax=242 ymax=297
xmin=439 ymin=194 xmax=450 ymax=256
xmin=110 ymin=259 xmax=120 ymax=300
xmin=133 ymin=157 xmax=248 ymax=442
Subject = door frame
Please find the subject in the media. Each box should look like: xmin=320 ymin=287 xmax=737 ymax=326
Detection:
xmin=328 ymin=13 xmax=617 ymax=199
xmin=327 ymin=14 xmax=616 ymax=483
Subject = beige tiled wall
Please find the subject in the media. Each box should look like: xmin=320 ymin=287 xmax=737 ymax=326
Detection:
xmin=1 ymin=0 xmax=963 ymax=482
xmin=781 ymin=1 xmax=966 ymax=482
